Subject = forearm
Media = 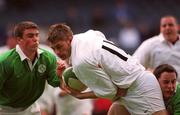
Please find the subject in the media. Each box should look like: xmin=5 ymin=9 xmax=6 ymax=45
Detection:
xmin=73 ymin=91 xmax=98 ymax=99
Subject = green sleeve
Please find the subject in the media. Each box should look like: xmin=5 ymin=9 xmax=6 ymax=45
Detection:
xmin=172 ymin=84 xmax=180 ymax=115
xmin=46 ymin=54 xmax=60 ymax=87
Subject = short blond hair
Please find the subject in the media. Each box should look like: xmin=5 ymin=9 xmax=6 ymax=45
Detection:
xmin=47 ymin=23 xmax=73 ymax=43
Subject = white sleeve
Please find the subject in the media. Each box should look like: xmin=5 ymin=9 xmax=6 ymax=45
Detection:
xmin=75 ymin=65 xmax=118 ymax=100
xmin=94 ymin=30 xmax=106 ymax=40
xmin=133 ymin=40 xmax=152 ymax=68
xmin=73 ymin=32 xmax=117 ymax=100
xmin=99 ymin=40 xmax=142 ymax=88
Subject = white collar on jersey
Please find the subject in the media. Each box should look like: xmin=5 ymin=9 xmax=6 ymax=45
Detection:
xmin=15 ymin=45 xmax=43 ymax=61
xmin=158 ymin=34 xmax=166 ymax=43
xmin=159 ymin=33 xmax=180 ymax=43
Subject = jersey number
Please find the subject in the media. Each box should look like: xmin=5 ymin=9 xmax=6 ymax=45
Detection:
xmin=102 ymin=40 xmax=128 ymax=61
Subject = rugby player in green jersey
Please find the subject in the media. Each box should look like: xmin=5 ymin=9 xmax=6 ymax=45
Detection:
xmin=0 ymin=21 xmax=65 ymax=115
xmin=154 ymin=64 xmax=180 ymax=115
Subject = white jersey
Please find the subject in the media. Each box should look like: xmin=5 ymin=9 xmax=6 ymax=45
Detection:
xmin=70 ymin=30 xmax=145 ymax=100
xmin=133 ymin=34 xmax=180 ymax=82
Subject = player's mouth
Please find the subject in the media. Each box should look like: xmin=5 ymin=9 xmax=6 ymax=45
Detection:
xmin=58 ymin=54 xmax=67 ymax=60
xmin=31 ymin=44 xmax=39 ymax=49
xmin=166 ymin=91 xmax=174 ymax=97
xmin=165 ymin=30 xmax=173 ymax=35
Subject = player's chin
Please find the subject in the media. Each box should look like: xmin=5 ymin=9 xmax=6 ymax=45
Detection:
xmin=31 ymin=44 xmax=38 ymax=49
xmin=30 ymin=47 xmax=38 ymax=52
xmin=165 ymin=92 xmax=174 ymax=99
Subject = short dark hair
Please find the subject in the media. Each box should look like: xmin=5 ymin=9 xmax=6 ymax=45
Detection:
xmin=14 ymin=21 xmax=39 ymax=38
xmin=47 ymin=23 xmax=73 ymax=43
xmin=153 ymin=64 xmax=178 ymax=79
xmin=161 ymin=15 xmax=178 ymax=24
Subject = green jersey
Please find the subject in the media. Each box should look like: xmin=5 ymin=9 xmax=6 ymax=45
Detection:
xmin=167 ymin=83 xmax=180 ymax=115
xmin=0 ymin=46 xmax=60 ymax=108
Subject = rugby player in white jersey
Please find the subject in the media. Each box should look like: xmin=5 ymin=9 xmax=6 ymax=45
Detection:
xmin=47 ymin=23 xmax=168 ymax=115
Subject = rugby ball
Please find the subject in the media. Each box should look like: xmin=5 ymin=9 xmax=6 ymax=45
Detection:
xmin=62 ymin=67 xmax=87 ymax=92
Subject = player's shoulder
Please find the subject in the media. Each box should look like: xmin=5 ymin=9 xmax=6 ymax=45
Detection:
xmin=39 ymin=47 xmax=56 ymax=60
xmin=39 ymin=44 xmax=55 ymax=54
xmin=75 ymin=30 xmax=106 ymax=39
xmin=74 ymin=30 xmax=103 ymax=46
xmin=172 ymin=83 xmax=180 ymax=101
xmin=175 ymin=83 xmax=180 ymax=97
xmin=0 ymin=48 xmax=17 ymax=62
xmin=141 ymin=34 xmax=162 ymax=47
xmin=177 ymin=83 xmax=180 ymax=91
xmin=0 ymin=49 xmax=18 ymax=69
xmin=145 ymin=34 xmax=161 ymax=42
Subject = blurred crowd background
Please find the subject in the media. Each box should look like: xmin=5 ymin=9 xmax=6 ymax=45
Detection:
xmin=1 ymin=0 xmax=180 ymax=115
xmin=1 ymin=0 xmax=180 ymax=54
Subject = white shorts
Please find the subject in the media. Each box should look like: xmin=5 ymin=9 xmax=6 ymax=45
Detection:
xmin=116 ymin=71 xmax=165 ymax=115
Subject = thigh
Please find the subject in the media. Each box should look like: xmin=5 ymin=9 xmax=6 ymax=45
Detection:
xmin=121 ymin=72 xmax=166 ymax=114
xmin=107 ymin=102 xmax=130 ymax=115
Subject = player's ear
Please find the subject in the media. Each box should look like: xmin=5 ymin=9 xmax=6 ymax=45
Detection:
xmin=16 ymin=37 xmax=23 ymax=43
xmin=68 ymin=36 xmax=73 ymax=43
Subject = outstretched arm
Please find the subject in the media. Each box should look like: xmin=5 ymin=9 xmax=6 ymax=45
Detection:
xmin=67 ymin=86 xmax=128 ymax=100
xmin=68 ymin=88 xmax=98 ymax=99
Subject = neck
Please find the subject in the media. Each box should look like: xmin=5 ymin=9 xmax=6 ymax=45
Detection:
xmin=172 ymin=36 xmax=179 ymax=44
xmin=25 ymin=51 xmax=36 ymax=62
xmin=20 ymin=46 xmax=37 ymax=62
xmin=168 ymin=36 xmax=179 ymax=44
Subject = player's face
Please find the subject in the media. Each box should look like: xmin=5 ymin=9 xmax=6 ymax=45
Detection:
xmin=51 ymin=39 xmax=71 ymax=60
xmin=160 ymin=17 xmax=179 ymax=42
xmin=158 ymin=72 xmax=176 ymax=100
xmin=18 ymin=29 xmax=39 ymax=53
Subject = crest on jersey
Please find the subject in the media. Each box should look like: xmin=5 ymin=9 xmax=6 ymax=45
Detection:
xmin=38 ymin=64 xmax=46 ymax=73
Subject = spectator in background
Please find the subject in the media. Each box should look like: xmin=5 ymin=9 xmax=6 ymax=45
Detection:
xmin=118 ymin=20 xmax=141 ymax=54
xmin=114 ymin=0 xmax=130 ymax=26
xmin=133 ymin=15 xmax=180 ymax=82
xmin=0 ymin=27 xmax=6 ymax=46
xmin=91 ymin=5 xmax=107 ymax=33
xmin=153 ymin=64 xmax=180 ymax=115
xmin=65 ymin=6 xmax=83 ymax=34
xmin=0 ymin=24 xmax=17 ymax=54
